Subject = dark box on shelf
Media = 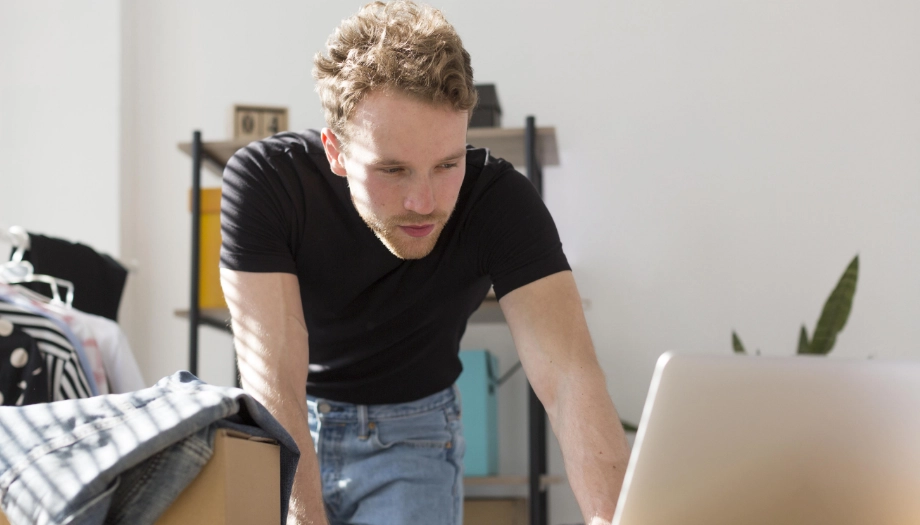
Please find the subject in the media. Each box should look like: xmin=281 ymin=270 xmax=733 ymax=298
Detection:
xmin=470 ymin=84 xmax=502 ymax=128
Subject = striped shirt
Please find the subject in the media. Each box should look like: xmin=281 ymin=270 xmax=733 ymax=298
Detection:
xmin=0 ymin=302 xmax=93 ymax=400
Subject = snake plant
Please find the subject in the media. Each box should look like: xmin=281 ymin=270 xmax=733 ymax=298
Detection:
xmin=733 ymin=255 xmax=859 ymax=356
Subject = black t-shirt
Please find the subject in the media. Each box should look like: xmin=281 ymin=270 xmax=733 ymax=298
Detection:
xmin=220 ymin=129 xmax=570 ymax=404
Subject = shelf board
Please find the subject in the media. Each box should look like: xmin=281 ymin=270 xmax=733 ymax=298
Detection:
xmin=177 ymin=139 xmax=249 ymax=176
xmin=176 ymin=288 xmax=592 ymax=329
xmin=174 ymin=308 xmax=232 ymax=331
xmin=177 ymin=287 xmax=503 ymax=330
xmin=177 ymin=126 xmax=558 ymax=176
xmin=468 ymin=294 xmax=505 ymax=324
xmin=467 ymin=126 xmax=558 ymax=169
xmin=177 ymin=294 xmax=504 ymax=331
xmin=464 ymin=475 xmax=565 ymax=491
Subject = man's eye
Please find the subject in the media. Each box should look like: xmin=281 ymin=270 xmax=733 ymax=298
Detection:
xmin=381 ymin=167 xmax=404 ymax=174
xmin=439 ymin=163 xmax=459 ymax=170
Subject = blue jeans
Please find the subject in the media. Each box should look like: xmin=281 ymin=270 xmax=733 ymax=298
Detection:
xmin=308 ymin=386 xmax=465 ymax=525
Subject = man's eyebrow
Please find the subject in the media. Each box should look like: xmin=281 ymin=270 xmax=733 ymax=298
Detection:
xmin=439 ymin=149 xmax=467 ymax=162
xmin=372 ymin=157 xmax=407 ymax=166
xmin=370 ymin=149 xmax=467 ymax=166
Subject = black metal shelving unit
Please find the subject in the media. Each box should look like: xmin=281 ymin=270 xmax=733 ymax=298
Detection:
xmin=184 ymin=116 xmax=556 ymax=525
xmin=188 ymin=131 xmax=202 ymax=377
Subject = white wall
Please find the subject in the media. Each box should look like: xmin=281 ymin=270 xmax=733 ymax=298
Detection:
xmin=0 ymin=0 xmax=122 ymax=256
xmin=120 ymin=0 xmax=346 ymax=388
xmin=5 ymin=1 xmax=920 ymax=524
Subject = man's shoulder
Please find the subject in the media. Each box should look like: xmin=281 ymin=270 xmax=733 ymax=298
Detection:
xmin=462 ymin=143 xmax=531 ymax=201
xmin=465 ymin=142 xmax=510 ymax=174
xmin=230 ymin=129 xmax=325 ymax=169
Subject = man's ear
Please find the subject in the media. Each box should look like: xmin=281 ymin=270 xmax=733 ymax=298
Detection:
xmin=320 ymin=128 xmax=347 ymax=177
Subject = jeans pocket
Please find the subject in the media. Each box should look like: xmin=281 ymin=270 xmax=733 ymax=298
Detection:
xmin=372 ymin=409 xmax=453 ymax=450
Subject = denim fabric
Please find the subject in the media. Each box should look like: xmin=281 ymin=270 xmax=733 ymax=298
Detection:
xmin=0 ymin=371 xmax=299 ymax=525
xmin=308 ymin=386 xmax=465 ymax=525
xmin=103 ymin=426 xmax=216 ymax=524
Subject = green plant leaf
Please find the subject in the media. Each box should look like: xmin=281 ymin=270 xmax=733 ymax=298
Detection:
xmin=732 ymin=331 xmax=746 ymax=354
xmin=797 ymin=325 xmax=810 ymax=355
xmin=807 ymin=255 xmax=859 ymax=355
xmin=621 ymin=420 xmax=639 ymax=433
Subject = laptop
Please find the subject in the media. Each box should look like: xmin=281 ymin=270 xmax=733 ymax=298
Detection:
xmin=611 ymin=352 xmax=920 ymax=525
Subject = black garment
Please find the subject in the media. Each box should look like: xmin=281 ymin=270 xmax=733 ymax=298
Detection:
xmin=220 ymin=130 xmax=570 ymax=404
xmin=19 ymin=233 xmax=128 ymax=322
xmin=0 ymin=319 xmax=49 ymax=406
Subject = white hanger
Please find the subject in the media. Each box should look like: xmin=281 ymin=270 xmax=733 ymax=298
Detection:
xmin=2 ymin=224 xmax=140 ymax=274
xmin=0 ymin=226 xmax=75 ymax=307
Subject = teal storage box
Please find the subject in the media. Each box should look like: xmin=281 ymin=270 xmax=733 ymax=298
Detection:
xmin=457 ymin=349 xmax=499 ymax=477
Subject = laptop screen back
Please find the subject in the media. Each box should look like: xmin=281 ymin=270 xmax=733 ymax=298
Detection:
xmin=612 ymin=353 xmax=920 ymax=525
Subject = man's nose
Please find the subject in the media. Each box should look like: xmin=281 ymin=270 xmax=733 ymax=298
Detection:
xmin=403 ymin=173 xmax=436 ymax=215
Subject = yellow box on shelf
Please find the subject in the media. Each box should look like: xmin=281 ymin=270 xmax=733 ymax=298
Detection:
xmin=190 ymin=188 xmax=226 ymax=309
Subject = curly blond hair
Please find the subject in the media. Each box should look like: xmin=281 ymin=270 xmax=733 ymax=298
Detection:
xmin=313 ymin=1 xmax=477 ymax=144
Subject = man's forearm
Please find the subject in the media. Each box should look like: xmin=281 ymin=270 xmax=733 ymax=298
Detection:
xmin=547 ymin=366 xmax=630 ymax=525
xmin=498 ymin=272 xmax=631 ymax=524
xmin=287 ymin=455 xmax=326 ymax=524
xmin=222 ymin=270 xmax=329 ymax=525
xmin=266 ymin=393 xmax=326 ymax=525
xmin=237 ymin=348 xmax=329 ymax=525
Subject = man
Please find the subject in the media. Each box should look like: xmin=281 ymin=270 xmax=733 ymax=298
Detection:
xmin=219 ymin=2 xmax=630 ymax=524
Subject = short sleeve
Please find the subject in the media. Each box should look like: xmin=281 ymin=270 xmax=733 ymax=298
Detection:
xmin=466 ymin=162 xmax=571 ymax=299
xmin=220 ymin=142 xmax=300 ymax=274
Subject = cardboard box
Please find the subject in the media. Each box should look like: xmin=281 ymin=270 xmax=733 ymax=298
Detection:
xmin=457 ymin=349 xmax=499 ymax=476
xmin=0 ymin=429 xmax=280 ymax=525
xmin=155 ymin=428 xmax=280 ymax=525
xmin=464 ymin=498 xmax=527 ymax=525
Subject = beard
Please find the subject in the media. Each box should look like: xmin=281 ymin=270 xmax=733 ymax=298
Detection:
xmin=352 ymin=198 xmax=453 ymax=260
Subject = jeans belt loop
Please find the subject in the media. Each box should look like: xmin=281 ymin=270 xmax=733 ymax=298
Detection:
xmin=358 ymin=404 xmax=369 ymax=440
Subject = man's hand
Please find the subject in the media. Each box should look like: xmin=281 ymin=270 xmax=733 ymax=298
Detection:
xmin=500 ymin=271 xmax=629 ymax=524
xmin=220 ymin=269 xmax=329 ymax=525
xmin=588 ymin=517 xmax=614 ymax=525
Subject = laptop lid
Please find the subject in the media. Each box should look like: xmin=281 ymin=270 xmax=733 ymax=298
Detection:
xmin=612 ymin=352 xmax=920 ymax=525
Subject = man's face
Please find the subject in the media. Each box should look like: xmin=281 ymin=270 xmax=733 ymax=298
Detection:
xmin=322 ymin=90 xmax=468 ymax=260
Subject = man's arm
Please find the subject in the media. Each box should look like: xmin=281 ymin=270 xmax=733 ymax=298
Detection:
xmin=220 ymin=269 xmax=328 ymax=525
xmin=499 ymin=270 xmax=630 ymax=525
